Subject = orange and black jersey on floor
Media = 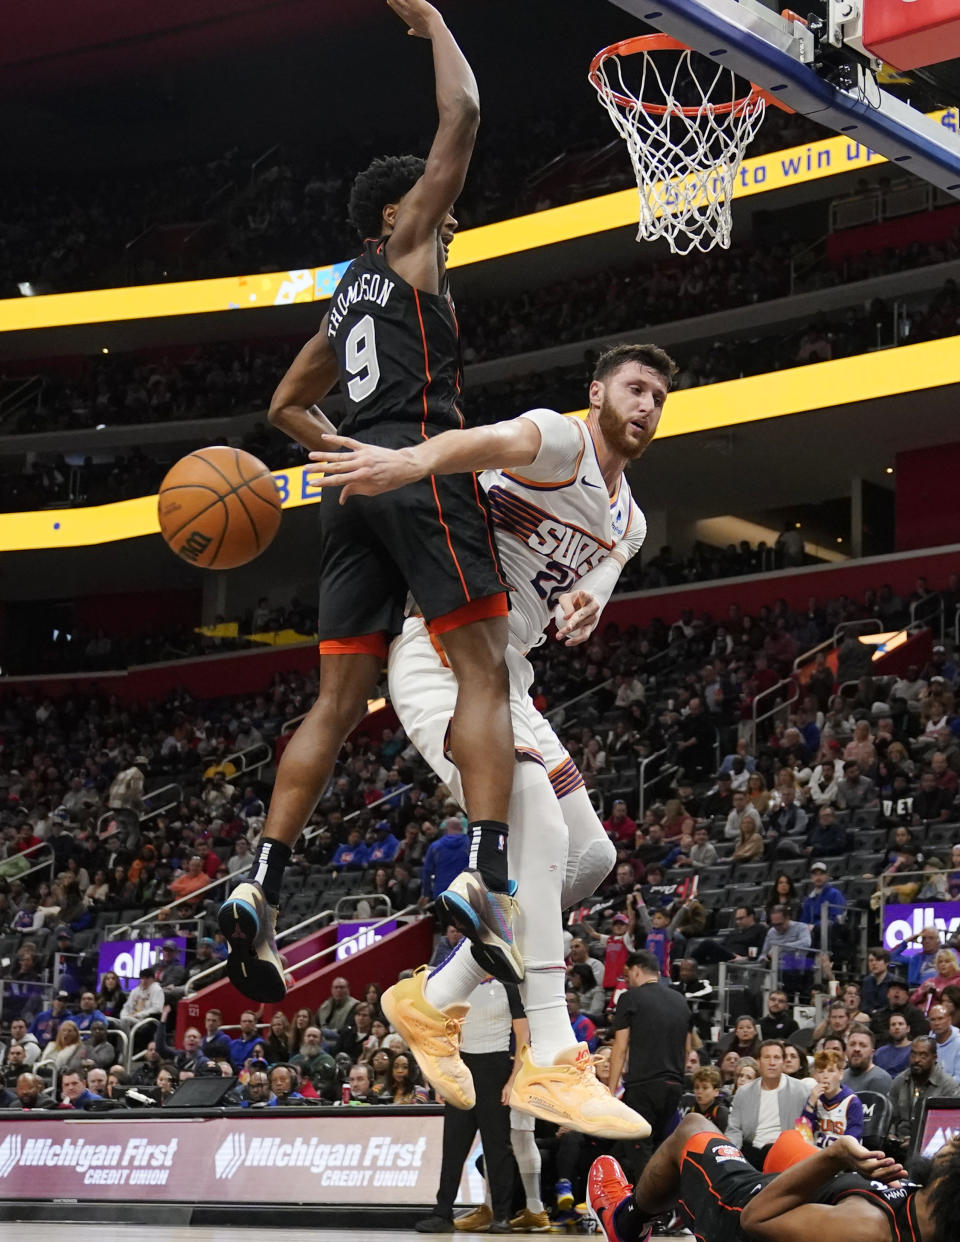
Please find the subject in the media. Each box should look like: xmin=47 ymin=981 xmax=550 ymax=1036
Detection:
xmin=677 ymin=1134 xmax=922 ymax=1242
xmin=327 ymin=237 xmax=464 ymax=440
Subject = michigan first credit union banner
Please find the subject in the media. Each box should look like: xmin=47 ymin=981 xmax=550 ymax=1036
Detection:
xmin=0 ymin=1110 xmax=478 ymax=1205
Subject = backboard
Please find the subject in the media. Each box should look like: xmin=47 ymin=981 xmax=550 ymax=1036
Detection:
xmin=607 ymin=0 xmax=960 ymax=194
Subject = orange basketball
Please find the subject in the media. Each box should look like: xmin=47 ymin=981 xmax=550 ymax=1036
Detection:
xmin=157 ymin=447 xmax=282 ymax=569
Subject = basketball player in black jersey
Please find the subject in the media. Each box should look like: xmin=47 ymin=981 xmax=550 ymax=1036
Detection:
xmin=588 ymin=1112 xmax=959 ymax=1242
xmin=217 ymin=0 xmax=522 ymax=1003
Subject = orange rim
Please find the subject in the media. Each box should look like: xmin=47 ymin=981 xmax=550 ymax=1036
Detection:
xmin=589 ymin=34 xmax=767 ymax=118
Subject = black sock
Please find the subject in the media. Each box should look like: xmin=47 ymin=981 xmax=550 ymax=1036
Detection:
xmin=250 ymin=837 xmax=292 ymax=907
xmin=612 ymin=1196 xmax=648 ymax=1242
xmin=468 ymin=820 xmax=509 ymax=891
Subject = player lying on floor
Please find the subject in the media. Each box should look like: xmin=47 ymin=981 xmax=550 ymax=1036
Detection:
xmin=587 ymin=1111 xmax=958 ymax=1242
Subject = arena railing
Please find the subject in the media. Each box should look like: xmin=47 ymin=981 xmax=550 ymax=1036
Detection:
xmin=638 ymin=747 xmax=679 ymax=820
xmin=747 ymin=676 xmax=800 ymax=751
xmin=107 ymin=865 xmax=253 ymax=939
xmin=268 ymin=902 xmax=425 ymax=982
xmin=301 ymin=783 xmax=415 ymax=843
xmin=910 ymin=591 xmax=945 ymax=642
xmin=184 ymin=905 xmax=337 ymax=995
xmin=792 ymin=617 xmax=883 ymax=675
xmin=140 ymin=782 xmax=184 ymax=823
xmin=0 ymin=838 xmax=55 ymax=886
xmin=544 ymin=677 xmax=614 ymax=726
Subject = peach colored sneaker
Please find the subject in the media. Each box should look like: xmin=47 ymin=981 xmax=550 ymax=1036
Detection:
xmin=381 ymin=966 xmax=475 ymax=1109
xmin=509 ymin=1043 xmax=651 ymax=1140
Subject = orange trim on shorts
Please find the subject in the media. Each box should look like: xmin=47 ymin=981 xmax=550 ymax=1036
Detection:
xmin=317 ymin=633 xmax=388 ymax=658
xmin=429 ymin=631 xmax=451 ymax=669
xmin=679 ymin=1130 xmax=723 ymax=1162
xmin=762 ymin=1130 xmax=816 ymax=1173
xmin=427 ymin=591 xmax=509 ymax=636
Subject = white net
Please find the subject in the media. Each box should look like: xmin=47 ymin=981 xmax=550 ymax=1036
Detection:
xmin=591 ymin=41 xmax=767 ymax=255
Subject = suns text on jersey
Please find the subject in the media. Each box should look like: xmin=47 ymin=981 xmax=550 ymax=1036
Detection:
xmin=528 ymin=518 xmax=609 ymax=573
xmin=327 ymin=272 xmax=395 ymax=337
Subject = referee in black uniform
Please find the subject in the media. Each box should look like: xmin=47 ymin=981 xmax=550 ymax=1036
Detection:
xmin=608 ymin=950 xmax=693 ymax=1179
xmin=416 ymin=979 xmax=522 ymax=1233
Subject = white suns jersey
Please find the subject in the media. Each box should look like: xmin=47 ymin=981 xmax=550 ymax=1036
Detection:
xmin=480 ymin=408 xmax=646 ymax=653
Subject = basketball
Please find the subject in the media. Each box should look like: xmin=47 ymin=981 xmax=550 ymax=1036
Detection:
xmin=157 ymin=447 xmax=282 ymax=570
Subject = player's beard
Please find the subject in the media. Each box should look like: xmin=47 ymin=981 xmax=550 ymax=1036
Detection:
xmin=597 ymin=393 xmax=650 ymax=460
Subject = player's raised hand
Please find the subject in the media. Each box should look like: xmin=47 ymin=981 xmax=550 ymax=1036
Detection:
xmin=829 ymin=1136 xmax=907 ymax=1184
xmin=307 ymin=434 xmax=420 ymax=504
xmin=555 ymin=589 xmax=601 ymax=646
xmin=387 ymin=0 xmax=444 ymax=39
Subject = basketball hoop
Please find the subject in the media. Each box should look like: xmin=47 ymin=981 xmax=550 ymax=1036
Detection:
xmin=589 ymin=35 xmax=769 ymax=254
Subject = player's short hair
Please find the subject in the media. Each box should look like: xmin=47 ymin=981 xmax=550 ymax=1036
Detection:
xmin=591 ymin=343 xmax=678 ymax=389
xmin=812 ymin=1049 xmax=845 ymax=1072
xmin=693 ymin=1066 xmax=721 ymax=1089
xmin=348 ymin=155 xmax=427 ymax=238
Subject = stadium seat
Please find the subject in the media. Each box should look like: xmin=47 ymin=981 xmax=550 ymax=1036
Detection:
xmin=859 ymin=1091 xmax=894 ymax=1147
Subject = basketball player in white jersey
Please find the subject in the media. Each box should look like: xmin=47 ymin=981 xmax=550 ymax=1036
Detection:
xmin=310 ymin=342 xmax=675 ymax=1139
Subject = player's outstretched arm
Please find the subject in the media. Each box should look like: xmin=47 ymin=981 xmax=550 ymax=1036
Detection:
xmin=268 ymin=315 xmax=340 ymax=451
xmin=386 ymin=0 xmax=479 ymax=265
xmin=307 ymin=417 xmax=541 ymax=502
xmin=740 ymin=1136 xmax=907 ymax=1242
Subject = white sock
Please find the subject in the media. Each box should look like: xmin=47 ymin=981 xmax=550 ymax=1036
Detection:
xmin=521 ymin=963 xmax=579 ymax=1065
xmin=511 ymin=1127 xmax=544 ymax=1214
xmin=423 ymin=938 xmax=486 ymax=1011
xmin=483 ymin=1177 xmax=492 ymax=1210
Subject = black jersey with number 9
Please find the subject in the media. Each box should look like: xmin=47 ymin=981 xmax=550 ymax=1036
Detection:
xmin=326 ymin=238 xmax=464 ymax=440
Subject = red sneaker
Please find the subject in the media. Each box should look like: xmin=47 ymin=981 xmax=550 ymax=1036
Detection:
xmin=586 ymin=1156 xmax=648 ymax=1242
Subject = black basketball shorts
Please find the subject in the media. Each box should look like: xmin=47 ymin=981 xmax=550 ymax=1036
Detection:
xmin=315 ymin=426 xmax=508 ymax=658
xmin=676 ymin=1133 xmax=775 ymax=1242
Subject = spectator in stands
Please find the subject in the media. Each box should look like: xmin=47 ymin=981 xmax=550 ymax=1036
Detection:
xmin=202 ymin=1009 xmax=232 ymax=1062
xmin=927 ymin=1003 xmax=960 ymax=1079
xmin=861 ymin=946 xmax=893 ymax=1012
xmin=291 ymin=1026 xmax=337 ymax=1098
xmin=724 ymin=790 xmax=762 ymax=841
xmin=691 ymin=1066 xmax=728 ymax=1130
xmin=228 ymin=836 xmax=253 ymax=875
xmin=16 ymin=1073 xmax=48 ymax=1109
xmin=911 ymin=948 xmax=960 ymax=1007
xmin=83 ymin=1021 xmax=116 ymax=1071
xmin=430 ymin=924 xmax=465 ymax=968
xmin=675 ymin=698 xmax=715 ymax=779
xmin=59 ymin=1068 xmax=103 ymax=1110
xmin=228 ymin=1011 xmax=263 ymax=1070
xmin=269 ymin=1064 xmax=305 ymax=1105
xmin=334 ymin=1003 xmax=372 ymax=1061
xmin=732 ymin=1058 xmax=759 ymax=1093
xmin=870 ymin=976 xmax=930 ymax=1045
xmin=690 ymin=905 xmax=767 ymax=965
xmin=238 ymin=1070 xmax=275 ymax=1107
xmin=803 ymin=806 xmax=847 ymax=858
xmin=603 ymin=799 xmax=637 ymax=845
xmin=346 ymin=1062 xmax=376 ymax=1103
xmin=263 ymin=1012 xmax=291 ymax=1063
xmin=697 ymin=773 xmax=733 ymax=824
xmin=759 ymin=989 xmax=798 ymax=1042
xmin=800 ymin=861 xmax=846 ymax=949
xmin=732 ymin=814 xmax=764 ymax=862
xmin=765 ymin=873 xmax=800 ymax=921
xmin=717 ymin=1016 xmax=762 ymax=1061
xmin=317 ymin=977 xmax=360 ymax=1045
xmin=893 ymin=926 xmax=944 ymax=989
xmin=420 ymin=817 xmax=469 ymax=902
xmin=760 ymin=905 xmax=812 ymax=999
xmin=800 ymin=1048 xmax=863 ymax=1147
xmin=688 ymin=824 xmax=718 ymax=867
xmin=70 ymin=991 xmax=110 ymax=1032
xmin=836 ymin=760 xmax=878 ymax=811
xmin=119 ymin=967 xmax=164 ymax=1033
xmin=874 ymin=1013 xmax=909 ymax=1083
xmin=912 ymin=768 xmax=955 ymax=824
xmin=168 ymin=855 xmax=210 ymax=905
xmin=37 ymin=1019 xmax=84 ymax=1076
xmin=565 ymin=991 xmax=598 ymax=1052
xmin=889 ymin=1035 xmax=960 ymax=1154
xmin=842 ymin=1024 xmax=892 ymax=1094
xmin=154 ymin=1022 xmax=210 ymax=1076
xmin=726 ymin=1040 xmax=809 ymax=1167
xmin=367 ymin=820 xmax=400 ymax=866
xmin=766 ymin=785 xmax=808 ymax=852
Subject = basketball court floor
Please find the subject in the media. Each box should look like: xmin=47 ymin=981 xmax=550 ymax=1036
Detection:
xmin=10 ymin=1225 xmax=672 ymax=1240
